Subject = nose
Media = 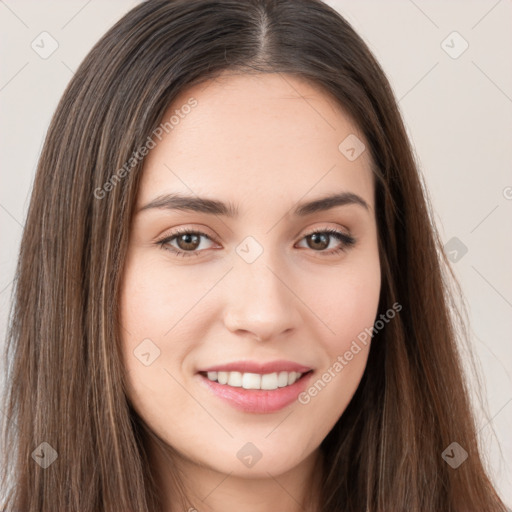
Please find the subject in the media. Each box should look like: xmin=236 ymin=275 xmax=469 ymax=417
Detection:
xmin=222 ymin=258 xmax=301 ymax=342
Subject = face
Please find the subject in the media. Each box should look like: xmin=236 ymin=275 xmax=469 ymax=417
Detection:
xmin=119 ymin=72 xmax=381 ymax=481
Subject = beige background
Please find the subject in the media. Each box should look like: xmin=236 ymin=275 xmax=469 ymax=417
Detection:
xmin=0 ymin=0 xmax=511 ymax=504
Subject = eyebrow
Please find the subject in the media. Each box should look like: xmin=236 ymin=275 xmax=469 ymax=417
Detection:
xmin=137 ymin=191 xmax=370 ymax=217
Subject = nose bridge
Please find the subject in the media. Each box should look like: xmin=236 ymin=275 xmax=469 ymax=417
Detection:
xmin=223 ymin=240 xmax=299 ymax=340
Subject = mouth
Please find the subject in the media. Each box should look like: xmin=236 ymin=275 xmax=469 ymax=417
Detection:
xmin=198 ymin=369 xmax=313 ymax=390
xmin=196 ymin=369 xmax=315 ymax=414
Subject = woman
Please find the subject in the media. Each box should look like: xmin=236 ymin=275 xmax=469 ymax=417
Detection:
xmin=1 ymin=0 xmax=508 ymax=510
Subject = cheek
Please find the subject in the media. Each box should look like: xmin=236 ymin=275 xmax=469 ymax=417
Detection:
xmin=120 ymin=255 xmax=171 ymax=333
xmin=118 ymin=252 xmax=216 ymax=415
xmin=119 ymin=258 xmax=174 ymax=404
xmin=309 ymin=249 xmax=381 ymax=349
xmin=119 ymin=252 xmax=207 ymax=340
xmin=294 ymin=250 xmax=380 ymax=422
xmin=119 ymin=263 xmax=197 ymax=438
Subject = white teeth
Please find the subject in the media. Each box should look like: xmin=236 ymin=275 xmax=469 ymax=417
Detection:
xmin=227 ymin=371 xmax=242 ymax=387
xmin=261 ymin=372 xmax=278 ymax=390
xmin=288 ymin=372 xmax=298 ymax=385
xmin=242 ymin=372 xmax=261 ymax=389
xmin=204 ymin=370 xmax=304 ymax=390
xmin=277 ymin=371 xmax=289 ymax=387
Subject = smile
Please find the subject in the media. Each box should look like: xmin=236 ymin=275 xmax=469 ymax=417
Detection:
xmin=196 ymin=370 xmax=315 ymax=413
xmin=201 ymin=370 xmax=306 ymax=390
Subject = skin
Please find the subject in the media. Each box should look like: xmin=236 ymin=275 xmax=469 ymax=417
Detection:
xmin=119 ymin=71 xmax=381 ymax=512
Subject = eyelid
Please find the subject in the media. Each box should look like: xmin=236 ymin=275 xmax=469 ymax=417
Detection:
xmin=154 ymin=225 xmax=219 ymax=246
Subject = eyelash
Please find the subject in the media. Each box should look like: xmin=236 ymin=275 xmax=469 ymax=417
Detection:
xmin=155 ymin=227 xmax=356 ymax=258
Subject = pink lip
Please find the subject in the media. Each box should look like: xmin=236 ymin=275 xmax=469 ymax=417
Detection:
xmin=196 ymin=370 xmax=315 ymax=414
xmin=197 ymin=360 xmax=313 ymax=374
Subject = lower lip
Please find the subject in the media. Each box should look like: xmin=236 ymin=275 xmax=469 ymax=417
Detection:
xmin=197 ymin=371 xmax=314 ymax=414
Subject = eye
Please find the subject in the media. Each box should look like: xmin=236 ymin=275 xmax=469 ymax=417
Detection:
xmin=296 ymin=227 xmax=356 ymax=256
xmin=156 ymin=228 xmax=217 ymax=258
xmin=156 ymin=227 xmax=356 ymax=258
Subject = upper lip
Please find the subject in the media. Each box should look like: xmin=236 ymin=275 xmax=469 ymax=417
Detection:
xmin=198 ymin=360 xmax=313 ymax=375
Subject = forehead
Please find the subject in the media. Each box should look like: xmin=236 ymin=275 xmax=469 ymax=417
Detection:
xmin=138 ymin=72 xmax=374 ymax=211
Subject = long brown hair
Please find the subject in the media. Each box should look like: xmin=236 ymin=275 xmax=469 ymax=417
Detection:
xmin=1 ymin=0 xmax=507 ymax=510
